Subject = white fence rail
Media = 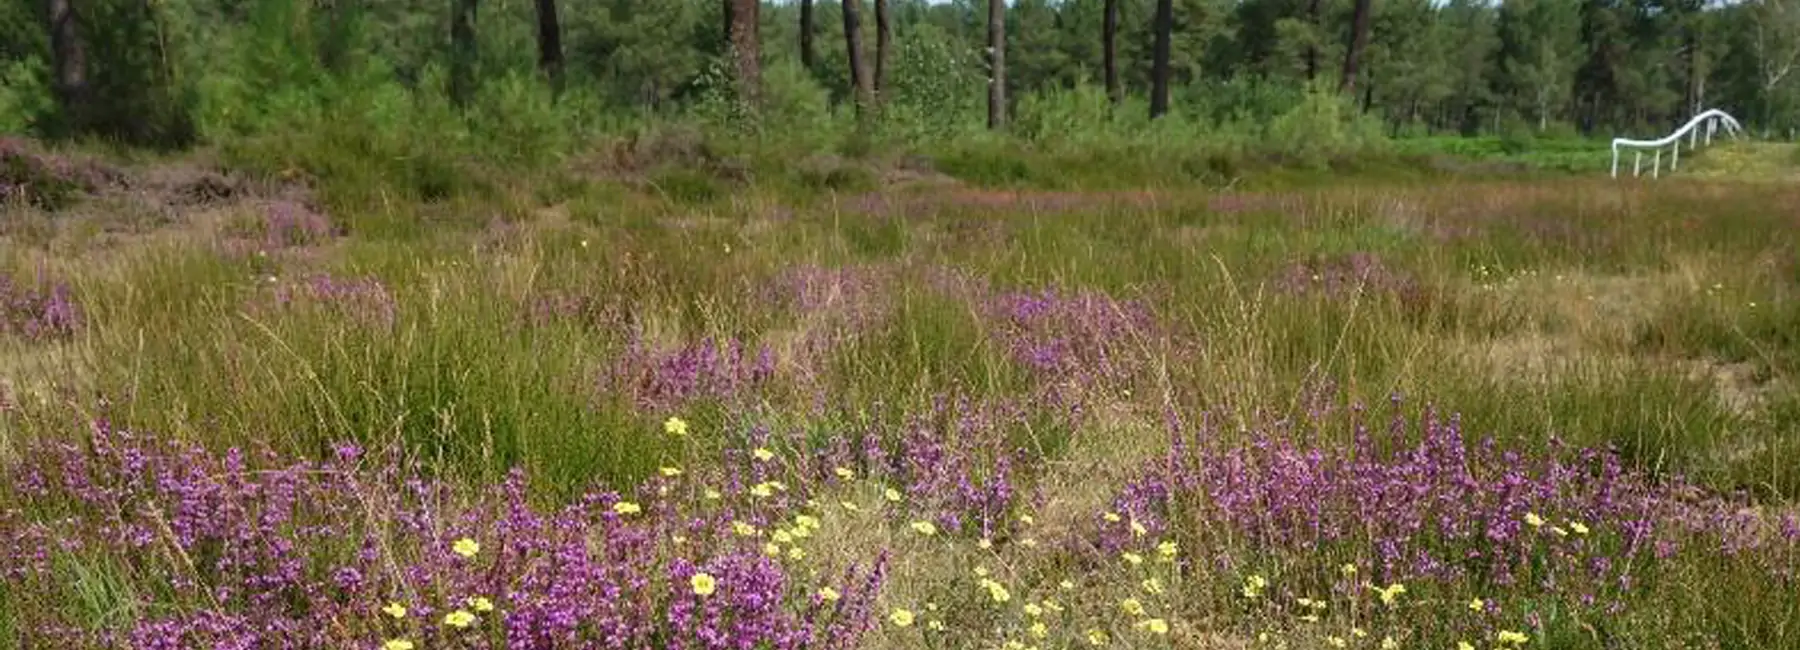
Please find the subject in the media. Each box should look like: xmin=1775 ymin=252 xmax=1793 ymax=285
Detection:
xmin=1611 ymin=109 xmax=1744 ymax=178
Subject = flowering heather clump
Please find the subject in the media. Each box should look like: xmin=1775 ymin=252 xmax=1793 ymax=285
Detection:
xmin=0 ymin=137 xmax=117 ymax=210
xmin=0 ymin=273 xmax=82 ymax=341
xmin=1275 ymin=252 xmax=1421 ymax=299
xmin=0 ymin=421 xmax=888 ymax=649
xmin=982 ymin=288 xmax=1158 ymax=393
xmin=267 ymin=273 xmax=399 ymax=327
xmin=261 ymin=200 xmax=335 ymax=248
xmin=761 ymin=264 xmax=892 ymax=336
xmin=601 ymin=334 xmax=777 ymax=413
xmin=1097 ymin=402 xmax=1800 ymax=643
xmin=661 ymin=395 xmax=1060 ymax=549
xmin=523 ymin=288 xmax=629 ymax=330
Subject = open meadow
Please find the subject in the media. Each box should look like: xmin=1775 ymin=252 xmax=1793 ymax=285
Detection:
xmin=3 ymin=132 xmax=1799 ymax=649
xmin=7 ymin=0 xmax=1800 ymax=645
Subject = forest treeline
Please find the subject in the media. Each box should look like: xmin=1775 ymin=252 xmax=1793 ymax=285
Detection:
xmin=3 ymin=0 xmax=1798 ymax=152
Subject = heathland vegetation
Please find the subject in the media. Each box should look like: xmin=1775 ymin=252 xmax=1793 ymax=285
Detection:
xmin=3 ymin=0 xmax=1800 ymax=649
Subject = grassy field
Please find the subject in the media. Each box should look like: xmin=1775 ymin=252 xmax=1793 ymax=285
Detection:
xmin=1 ymin=136 xmax=1798 ymax=649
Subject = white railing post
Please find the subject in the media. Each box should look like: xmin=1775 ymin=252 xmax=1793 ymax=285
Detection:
xmin=1611 ymin=109 xmax=1743 ymax=181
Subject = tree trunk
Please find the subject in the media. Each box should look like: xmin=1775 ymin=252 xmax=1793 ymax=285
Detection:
xmin=1685 ymin=33 xmax=1702 ymax=116
xmin=450 ymin=0 xmax=478 ymax=107
xmin=1305 ymin=0 xmax=1321 ymax=81
xmin=534 ymin=0 xmax=563 ymax=91
xmin=727 ymin=0 xmax=761 ymax=108
xmin=1340 ymin=0 xmax=1372 ymax=94
xmin=800 ymin=0 xmax=816 ymax=69
xmin=1150 ymin=0 xmax=1172 ymax=118
xmin=988 ymin=0 xmax=1006 ymax=129
xmin=46 ymin=0 xmax=87 ymax=124
xmin=1104 ymin=0 xmax=1120 ymax=104
xmin=875 ymin=0 xmax=890 ymax=98
xmin=843 ymin=0 xmax=875 ymax=123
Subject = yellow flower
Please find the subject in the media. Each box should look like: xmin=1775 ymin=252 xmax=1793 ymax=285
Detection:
xmin=1459 ymin=643 xmax=1477 ymax=650
xmin=1019 ymin=513 xmax=1036 ymax=525
xmin=466 ymin=596 xmax=494 ymax=613
xmin=1087 ymin=629 xmax=1110 ymax=646
xmin=927 ymin=619 xmax=947 ymax=632
xmin=974 ymin=566 xmax=990 ymax=578
xmin=790 ymin=523 xmax=813 ymax=539
xmin=1030 ymin=622 xmax=1049 ymax=638
xmin=840 ymin=501 xmax=861 ymax=512
xmin=1139 ymin=619 xmax=1170 ymax=635
xmin=1497 ymin=630 xmax=1530 ymax=645
xmin=1103 ymin=512 xmax=1123 ymax=523
xmin=691 ymin=572 xmax=718 ymax=596
xmin=663 ymin=416 xmax=689 ymax=436
xmin=451 ymin=538 xmax=480 ymax=558
xmin=818 ymin=587 xmax=841 ymax=602
xmin=1325 ymin=636 xmax=1347 ymax=648
xmin=733 ymin=521 xmax=759 ymax=537
xmin=982 ymin=579 xmax=1012 ymax=603
xmin=1377 ymin=582 xmax=1407 ymax=605
xmin=796 ymin=515 xmax=821 ymax=530
xmin=773 ymin=529 xmax=795 ymax=544
xmin=613 ymin=501 xmax=642 ymax=515
xmin=1258 ymin=632 xmax=1271 ymax=644
xmin=1120 ymin=598 xmax=1146 ymax=616
xmin=704 ymin=489 xmax=723 ymax=500
xmin=888 ymin=608 xmax=915 ymax=627
xmin=672 ymin=535 xmax=687 ymax=545
xmin=787 ymin=546 xmax=806 ymax=561
xmin=1242 ymin=574 xmax=1267 ymax=598
xmin=1340 ymin=563 xmax=1357 ymax=576
xmin=1042 ymin=598 xmax=1064 ymax=612
xmin=442 ymin=609 xmax=476 ymax=628
xmin=1524 ymin=512 xmax=1545 ymax=528
xmin=1142 ymin=578 xmax=1165 ymax=595
xmin=884 ymin=488 xmax=903 ymax=502
xmin=1301 ymin=614 xmax=1320 ymax=623
xmin=1060 ymin=580 xmax=1075 ymax=590
xmin=1121 ymin=552 xmax=1144 ymax=565
xmin=1024 ymin=603 xmax=1044 ymax=617
xmin=1004 ymin=642 xmax=1026 ymax=650
xmin=1020 ymin=538 xmax=1038 ymax=548
xmin=1351 ymin=627 xmax=1368 ymax=638
xmin=1469 ymin=598 xmax=1486 ymax=612
xmin=763 ymin=542 xmax=781 ymax=557
xmin=381 ymin=602 xmax=407 ymax=619
xmin=1551 ymin=526 xmax=1568 ymax=537
xmin=750 ymin=483 xmax=775 ymax=498
xmin=1380 ymin=636 xmax=1399 ymax=650
xmin=911 ymin=520 xmax=938 ymax=536
xmin=1157 ymin=540 xmax=1179 ymax=559
xmin=1570 ymin=521 xmax=1591 ymax=535
xmin=659 ymin=466 xmax=682 ymax=477
xmin=978 ymin=538 xmax=994 ymax=549
xmin=753 ymin=448 xmax=775 ymax=462
xmin=383 ymin=640 xmax=415 ymax=650
xmin=834 ymin=467 xmax=855 ymax=479
xmin=1130 ymin=521 xmax=1148 ymax=537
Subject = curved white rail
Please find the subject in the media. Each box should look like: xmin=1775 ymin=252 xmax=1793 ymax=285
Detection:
xmin=1611 ymin=109 xmax=1745 ymax=178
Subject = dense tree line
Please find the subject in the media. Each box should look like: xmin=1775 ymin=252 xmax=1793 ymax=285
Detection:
xmin=3 ymin=0 xmax=1799 ymax=148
